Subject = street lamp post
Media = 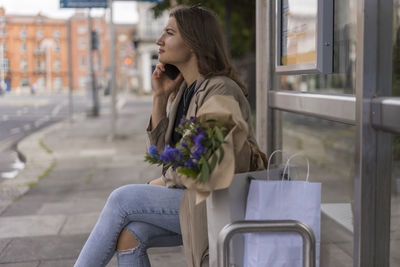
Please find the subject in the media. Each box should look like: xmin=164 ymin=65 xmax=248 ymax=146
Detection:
xmin=40 ymin=38 xmax=55 ymax=93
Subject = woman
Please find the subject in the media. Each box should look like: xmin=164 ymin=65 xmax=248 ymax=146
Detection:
xmin=75 ymin=5 xmax=265 ymax=267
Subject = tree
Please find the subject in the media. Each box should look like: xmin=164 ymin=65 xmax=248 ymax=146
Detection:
xmin=151 ymin=0 xmax=256 ymax=58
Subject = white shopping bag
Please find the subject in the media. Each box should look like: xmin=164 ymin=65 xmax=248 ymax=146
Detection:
xmin=244 ymin=153 xmax=321 ymax=267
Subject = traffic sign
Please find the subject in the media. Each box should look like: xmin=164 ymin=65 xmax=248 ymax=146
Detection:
xmin=60 ymin=0 xmax=108 ymax=8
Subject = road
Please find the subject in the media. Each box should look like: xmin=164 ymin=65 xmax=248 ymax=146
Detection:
xmin=0 ymin=93 xmax=87 ymax=182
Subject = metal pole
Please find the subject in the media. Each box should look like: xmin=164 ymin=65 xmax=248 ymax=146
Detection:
xmin=109 ymin=0 xmax=117 ymax=139
xmin=67 ymin=19 xmax=73 ymax=123
xmin=218 ymin=220 xmax=316 ymax=267
xmin=88 ymin=8 xmax=99 ymax=116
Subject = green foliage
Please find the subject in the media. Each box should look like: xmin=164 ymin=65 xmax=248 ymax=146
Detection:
xmin=151 ymin=0 xmax=256 ymax=58
xmin=145 ymin=118 xmax=229 ymax=183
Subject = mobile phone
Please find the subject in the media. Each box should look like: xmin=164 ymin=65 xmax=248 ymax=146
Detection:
xmin=164 ymin=64 xmax=180 ymax=80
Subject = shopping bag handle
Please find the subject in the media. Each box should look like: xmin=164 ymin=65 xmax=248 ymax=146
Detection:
xmin=266 ymin=150 xmax=288 ymax=180
xmin=282 ymin=152 xmax=310 ymax=182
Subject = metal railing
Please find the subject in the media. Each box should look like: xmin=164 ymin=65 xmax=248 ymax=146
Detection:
xmin=218 ymin=220 xmax=316 ymax=267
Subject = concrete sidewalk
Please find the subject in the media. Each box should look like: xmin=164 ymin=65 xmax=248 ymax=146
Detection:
xmin=0 ymin=94 xmax=187 ymax=267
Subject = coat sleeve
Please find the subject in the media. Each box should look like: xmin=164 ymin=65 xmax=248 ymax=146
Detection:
xmin=146 ymin=116 xmax=169 ymax=154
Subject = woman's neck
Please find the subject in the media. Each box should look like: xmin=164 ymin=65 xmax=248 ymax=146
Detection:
xmin=176 ymin=56 xmax=200 ymax=86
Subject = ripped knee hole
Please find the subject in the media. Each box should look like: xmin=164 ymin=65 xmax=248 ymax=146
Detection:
xmin=117 ymin=229 xmax=140 ymax=252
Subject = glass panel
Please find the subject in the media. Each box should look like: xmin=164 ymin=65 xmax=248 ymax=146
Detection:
xmin=392 ymin=2 xmax=400 ymax=265
xmin=280 ymin=111 xmax=355 ymax=266
xmin=391 ymin=134 xmax=400 ymax=266
xmin=393 ymin=2 xmax=400 ymax=97
xmin=274 ymin=0 xmax=356 ymax=94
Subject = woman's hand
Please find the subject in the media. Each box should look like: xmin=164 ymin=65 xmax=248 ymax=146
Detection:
xmin=151 ymin=63 xmax=183 ymax=98
xmin=148 ymin=177 xmax=166 ymax=186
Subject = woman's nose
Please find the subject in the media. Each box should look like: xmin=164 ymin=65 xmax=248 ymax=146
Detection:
xmin=156 ymin=34 xmax=164 ymax=46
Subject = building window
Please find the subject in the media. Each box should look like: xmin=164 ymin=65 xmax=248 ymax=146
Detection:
xmin=96 ymin=25 xmax=102 ymax=33
xmin=2 ymin=58 xmax=9 ymax=72
xmin=78 ymin=25 xmax=87 ymax=34
xmin=0 ymin=16 xmax=5 ymax=24
xmin=54 ymin=59 xmax=61 ymax=72
xmin=78 ymin=37 xmax=86 ymax=50
xmin=41 ymin=60 xmax=46 ymax=72
xmin=37 ymin=17 xmax=43 ymax=24
xmin=80 ymin=55 xmax=86 ymax=69
xmin=1 ymin=43 xmax=6 ymax=53
xmin=54 ymin=42 xmax=60 ymax=53
xmin=20 ymin=59 xmax=28 ymax=72
xmin=37 ymin=76 xmax=45 ymax=88
xmin=35 ymin=60 xmax=41 ymax=72
xmin=78 ymin=75 xmax=86 ymax=88
xmin=34 ymin=43 xmax=41 ymax=54
xmin=54 ymin=29 xmax=60 ymax=39
xmin=53 ymin=77 xmax=62 ymax=90
xmin=21 ymin=43 xmax=27 ymax=54
xmin=20 ymin=28 xmax=26 ymax=39
xmin=20 ymin=77 xmax=29 ymax=87
xmin=0 ymin=27 xmax=5 ymax=38
xmin=98 ymin=55 xmax=102 ymax=69
xmin=37 ymin=29 xmax=43 ymax=39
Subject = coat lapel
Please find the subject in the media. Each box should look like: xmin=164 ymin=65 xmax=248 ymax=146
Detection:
xmin=165 ymin=75 xmax=207 ymax=146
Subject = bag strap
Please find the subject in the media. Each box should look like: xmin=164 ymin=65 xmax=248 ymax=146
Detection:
xmin=282 ymin=152 xmax=310 ymax=182
xmin=266 ymin=150 xmax=288 ymax=180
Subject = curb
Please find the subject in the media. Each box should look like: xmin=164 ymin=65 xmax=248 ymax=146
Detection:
xmin=0 ymin=121 xmax=66 ymax=215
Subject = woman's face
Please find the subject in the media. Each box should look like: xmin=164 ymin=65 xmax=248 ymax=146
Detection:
xmin=156 ymin=17 xmax=192 ymax=65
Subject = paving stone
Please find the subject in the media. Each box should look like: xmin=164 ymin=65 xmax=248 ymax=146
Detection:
xmin=0 ymin=240 xmax=11 ymax=255
xmin=60 ymin=212 xmax=100 ymax=235
xmin=37 ymin=199 xmax=105 ymax=215
xmin=0 ymin=235 xmax=87 ymax=263
xmin=0 ymin=215 xmax=65 ymax=239
xmin=148 ymin=246 xmax=187 ymax=267
xmin=0 ymin=262 xmax=39 ymax=267
xmin=37 ymin=259 xmax=75 ymax=267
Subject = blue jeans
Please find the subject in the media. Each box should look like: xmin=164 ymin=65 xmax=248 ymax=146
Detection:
xmin=74 ymin=184 xmax=184 ymax=267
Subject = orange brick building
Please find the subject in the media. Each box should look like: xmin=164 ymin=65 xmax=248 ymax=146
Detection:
xmin=0 ymin=8 xmax=137 ymax=93
xmin=69 ymin=12 xmax=110 ymax=91
xmin=0 ymin=8 xmax=68 ymax=92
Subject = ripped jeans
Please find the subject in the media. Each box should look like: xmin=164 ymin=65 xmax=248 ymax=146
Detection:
xmin=74 ymin=184 xmax=184 ymax=267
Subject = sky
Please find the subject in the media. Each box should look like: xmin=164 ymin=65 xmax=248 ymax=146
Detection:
xmin=0 ymin=0 xmax=138 ymax=24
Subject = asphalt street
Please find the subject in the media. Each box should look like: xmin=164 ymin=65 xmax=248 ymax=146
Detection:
xmin=0 ymin=93 xmax=87 ymax=183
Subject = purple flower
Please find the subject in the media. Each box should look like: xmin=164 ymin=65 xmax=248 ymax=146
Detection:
xmin=181 ymin=141 xmax=186 ymax=147
xmin=148 ymin=145 xmax=159 ymax=159
xmin=160 ymin=145 xmax=182 ymax=164
xmin=193 ymin=146 xmax=206 ymax=160
xmin=194 ymin=132 xmax=205 ymax=147
xmin=190 ymin=116 xmax=197 ymax=123
xmin=185 ymin=158 xmax=199 ymax=169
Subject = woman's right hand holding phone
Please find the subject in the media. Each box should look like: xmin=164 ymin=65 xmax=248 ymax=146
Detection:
xmin=152 ymin=63 xmax=183 ymax=98
xmin=151 ymin=64 xmax=183 ymax=130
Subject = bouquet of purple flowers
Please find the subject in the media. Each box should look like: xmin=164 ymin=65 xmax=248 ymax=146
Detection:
xmin=145 ymin=117 xmax=229 ymax=183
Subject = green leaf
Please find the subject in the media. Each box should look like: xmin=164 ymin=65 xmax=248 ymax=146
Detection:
xmin=199 ymin=161 xmax=210 ymax=183
xmin=215 ymin=127 xmax=224 ymax=143
xmin=177 ymin=168 xmax=199 ymax=178
xmin=219 ymin=147 xmax=224 ymax=164
xmin=210 ymin=153 xmax=218 ymax=172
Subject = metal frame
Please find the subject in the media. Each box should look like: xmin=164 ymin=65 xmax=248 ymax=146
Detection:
xmin=354 ymin=0 xmax=393 ymax=266
xmin=269 ymin=91 xmax=356 ymax=124
xmin=275 ymin=0 xmax=333 ymax=74
xmin=371 ymin=97 xmax=400 ymax=134
xmin=217 ymin=220 xmax=316 ymax=267
xmin=257 ymin=0 xmax=396 ymax=266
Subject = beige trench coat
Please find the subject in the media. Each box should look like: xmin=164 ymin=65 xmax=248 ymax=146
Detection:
xmin=147 ymin=75 xmax=265 ymax=267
